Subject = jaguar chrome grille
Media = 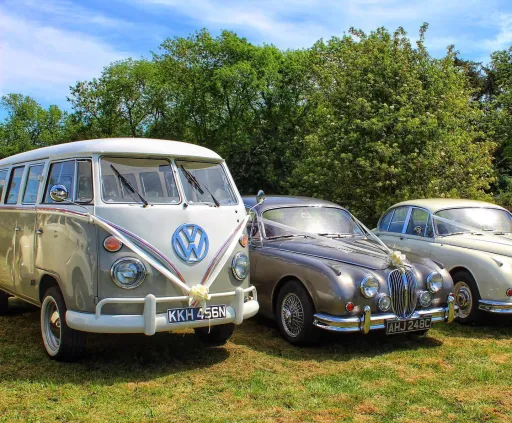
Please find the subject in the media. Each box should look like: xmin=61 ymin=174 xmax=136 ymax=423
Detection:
xmin=387 ymin=269 xmax=418 ymax=318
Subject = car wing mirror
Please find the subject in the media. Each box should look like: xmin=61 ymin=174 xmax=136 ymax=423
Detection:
xmin=49 ymin=184 xmax=69 ymax=202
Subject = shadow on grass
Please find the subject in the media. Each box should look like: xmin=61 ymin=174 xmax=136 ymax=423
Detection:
xmin=433 ymin=315 xmax=512 ymax=339
xmin=0 ymin=299 xmax=230 ymax=385
xmin=230 ymin=315 xmax=443 ymax=362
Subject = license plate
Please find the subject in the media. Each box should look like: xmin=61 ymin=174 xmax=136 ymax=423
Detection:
xmin=167 ymin=304 xmax=227 ymax=323
xmin=385 ymin=316 xmax=432 ymax=335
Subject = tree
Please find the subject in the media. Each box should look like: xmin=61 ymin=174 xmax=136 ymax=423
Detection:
xmin=0 ymin=94 xmax=69 ymax=158
xmin=288 ymin=26 xmax=496 ymax=223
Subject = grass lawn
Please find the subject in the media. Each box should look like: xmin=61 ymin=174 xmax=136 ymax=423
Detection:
xmin=1 ymin=298 xmax=511 ymax=423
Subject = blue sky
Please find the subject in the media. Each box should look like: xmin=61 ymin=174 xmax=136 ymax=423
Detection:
xmin=1 ymin=0 xmax=512 ymax=115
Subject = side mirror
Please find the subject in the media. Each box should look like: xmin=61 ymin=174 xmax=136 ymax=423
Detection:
xmin=413 ymin=225 xmax=423 ymax=236
xmin=256 ymin=190 xmax=266 ymax=204
xmin=49 ymin=184 xmax=69 ymax=203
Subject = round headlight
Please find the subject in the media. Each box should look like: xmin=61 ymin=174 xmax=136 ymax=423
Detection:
xmin=232 ymin=252 xmax=249 ymax=280
xmin=360 ymin=275 xmax=379 ymax=298
xmin=378 ymin=294 xmax=392 ymax=312
xmin=418 ymin=290 xmax=433 ymax=307
xmin=427 ymin=272 xmax=443 ymax=293
xmin=111 ymin=258 xmax=146 ymax=289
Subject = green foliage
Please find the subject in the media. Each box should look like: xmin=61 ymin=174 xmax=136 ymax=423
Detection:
xmin=289 ymin=26 xmax=496 ymax=222
xmin=0 ymin=26 xmax=505 ymax=223
xmin=0 ymin=94 xmax=69 ymax=158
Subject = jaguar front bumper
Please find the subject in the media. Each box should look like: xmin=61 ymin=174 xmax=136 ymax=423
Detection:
xmin=66 ymin=286 xmax=259 ymax=335
xmin=313 ymin=295 xmax=456 ymax=334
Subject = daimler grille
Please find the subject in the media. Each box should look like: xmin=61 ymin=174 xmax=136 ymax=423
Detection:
xmin=387 ymin=269 xmax=418 ymax=318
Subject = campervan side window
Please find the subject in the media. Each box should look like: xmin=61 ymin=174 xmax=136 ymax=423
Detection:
xmin=44 ymin=159 xmax=93 ymax=204
xmin=22 ymin=164 xmax=44 ymax=204
xmin=5 ymin=166 xmax=25 ymax=204
xmin=0 ymin=169 xmax=8 ymax=201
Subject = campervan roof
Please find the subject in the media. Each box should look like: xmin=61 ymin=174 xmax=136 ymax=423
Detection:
xmin=0 ymin=138 xmax=222 ymax=166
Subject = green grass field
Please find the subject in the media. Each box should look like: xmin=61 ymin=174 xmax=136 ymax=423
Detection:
xmin=1 ymin=298 xmax=511 ymax=423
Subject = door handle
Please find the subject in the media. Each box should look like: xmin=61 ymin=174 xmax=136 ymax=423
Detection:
xmin=36 ymin=229 xmax=43 ymax=234
xmin=399 ymin=236 xmax=404 ymax=240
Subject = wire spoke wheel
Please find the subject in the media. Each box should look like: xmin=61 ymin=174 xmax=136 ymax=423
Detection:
xmin=454 ymin=281 xmax=473 ymax=319
xmin=281 ymin=293 xmax=305 ymax=337
xmin=41 ymin=296 xmax=61 ymax=355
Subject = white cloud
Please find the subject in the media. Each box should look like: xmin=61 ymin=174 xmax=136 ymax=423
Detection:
xmin=480 ymin=13 xmax=512 ymax=52
xmin=0 ymin=5 xmax=131 ymax=106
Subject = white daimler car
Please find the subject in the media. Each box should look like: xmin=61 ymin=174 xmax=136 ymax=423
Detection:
xmin=374 ymin=199 xmax=512 ymax=323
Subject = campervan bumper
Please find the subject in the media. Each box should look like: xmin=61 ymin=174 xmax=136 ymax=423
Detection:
xmin=66 ymin=286 xmax=258 ymax=335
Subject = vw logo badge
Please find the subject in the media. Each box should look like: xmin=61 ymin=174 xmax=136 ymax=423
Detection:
xmin=172 ymin=224 xmax=209 ymax=263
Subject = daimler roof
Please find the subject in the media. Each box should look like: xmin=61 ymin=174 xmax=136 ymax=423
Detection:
xmin=0 ymin=138 xmax=222 ymax=166
xmin=390 ymin=198 xmax=506 ymax=213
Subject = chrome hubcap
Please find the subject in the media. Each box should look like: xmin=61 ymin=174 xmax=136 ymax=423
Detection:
xmin=42 ymin=296 xmax=61 ymax=355
xmin=281 ymin=293 xmax=304 ymax=337
xmin=454 ymin=281 xmax=473 ymax=319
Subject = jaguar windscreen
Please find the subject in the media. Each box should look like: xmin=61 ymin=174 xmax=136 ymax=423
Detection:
xmin=262 ymin=206 xmax=364 ymax=238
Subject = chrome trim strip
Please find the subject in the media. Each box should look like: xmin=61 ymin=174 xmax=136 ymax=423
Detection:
xmin=479 ymin=300 xmax=512 ymax=314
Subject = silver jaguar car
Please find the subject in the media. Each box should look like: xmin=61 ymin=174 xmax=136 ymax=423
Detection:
xmin=243 ymin=195 xmax=456 ymax=344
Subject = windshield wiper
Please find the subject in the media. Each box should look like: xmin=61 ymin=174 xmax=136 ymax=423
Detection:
xmin=110 ymin=165 xmax=149 ymax=208
xmin=267 ymin=234 xmax=307 ymax=240
xmin=318 ymin=233 xmax=354 ymax=238
xmin=179 ymin=166 xmax=220 ymax=207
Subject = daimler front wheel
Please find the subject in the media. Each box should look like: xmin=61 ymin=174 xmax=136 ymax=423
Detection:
xmin=276 ymin=280 xmax=319 ymax=345
xmin=453 ymin=271 xmax=482 ymax=324
xmin=0 ymin=290 xmax=8 ymax=316
xmin=194 ymin=323 xmax=235 ymax=346
xmin=40 ymin=287 xmax=87 ymax=361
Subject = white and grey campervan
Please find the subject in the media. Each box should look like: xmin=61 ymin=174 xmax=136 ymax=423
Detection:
xmin=0 ymin=138 xmax=258 ymax=360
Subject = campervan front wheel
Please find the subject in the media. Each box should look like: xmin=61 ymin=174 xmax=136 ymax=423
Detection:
xmin=40 ymin=287 xmax=87 ymax=361
xmin=194 ymin=323 xmax=235 ymax=346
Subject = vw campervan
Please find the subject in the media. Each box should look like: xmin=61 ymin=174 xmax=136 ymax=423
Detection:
xmin=0 ymin=138 xmax=258 ymax=360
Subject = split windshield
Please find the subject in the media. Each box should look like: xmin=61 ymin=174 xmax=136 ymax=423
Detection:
xmin=435 ymin=208 xmax=512 ymax=235
xmin=100 ymin=157 xmax=237 ymax=206
xmin=176 ymin=160 xmax=237 ymax=206
xmin=262 ymin=206 xmax=364 ymax=238
xmin=100 ymin=157 xmax=179 ymax=204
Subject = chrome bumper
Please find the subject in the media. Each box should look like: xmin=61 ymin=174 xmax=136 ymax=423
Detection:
xmin=313 ymin=295 xmax=456 ymax=334
xmin=66 ymin=286 xmax=258 ymax=335
xmin=479 ymin=300 xmax=512 ymax=314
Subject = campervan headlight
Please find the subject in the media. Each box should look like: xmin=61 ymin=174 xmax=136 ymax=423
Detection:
xmin=231 ymin=252 xmax=249 ymax=280
xmin=111 ymin=258 xmax=147 ymax=289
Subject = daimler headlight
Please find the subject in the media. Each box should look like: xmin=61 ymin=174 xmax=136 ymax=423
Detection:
xmin=360 ymin=275 xmax=379 ymax=298
xmin=231 ymin=252 xmax=249 ymax=280
xmin=111 ymin=258 xmax=146 ymax=289
xmin=427 ymin=272 xmax=443 ymax=293
xmin=418 ymin=290 xmax=433 ymax=307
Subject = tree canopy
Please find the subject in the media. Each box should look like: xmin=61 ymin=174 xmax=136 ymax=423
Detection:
xmin=0 ymin=25 xmax=509 ymax=223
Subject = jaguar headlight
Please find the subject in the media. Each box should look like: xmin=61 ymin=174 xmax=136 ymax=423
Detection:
xmin=418 ymin=290 xmax=433 ymax=307
xmin=111 ymin=258 xmax=146 ymax=289
xmin=360 ymin=275 xmax=379 ymax=298
xmin=427 ymin=272 xmax=443 ymax=293
xmin=232 ymin=252 xmax=249 ymax=280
